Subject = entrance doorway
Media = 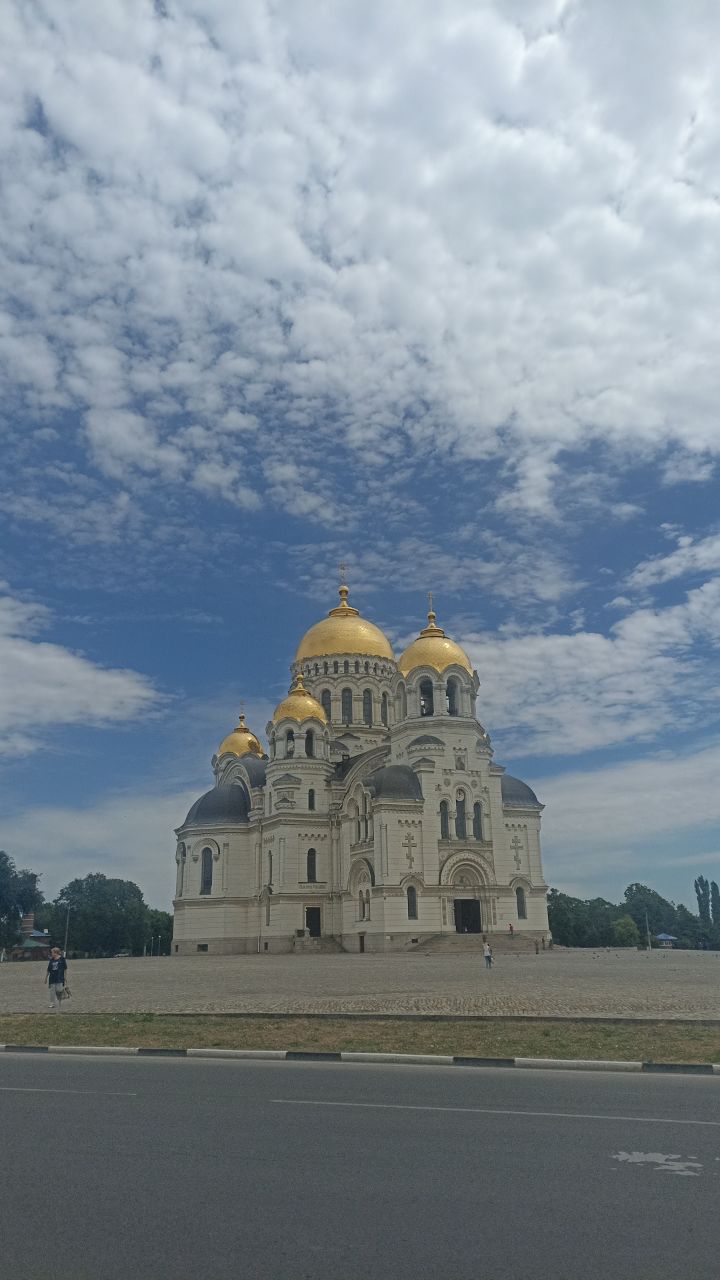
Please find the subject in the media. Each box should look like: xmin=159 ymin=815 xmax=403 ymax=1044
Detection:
xmin=359 ymin=934 xmax=365 ymax=954
xmin=305 ymin=907 xmax=321 ymax=938
xmin=454 ymin=899 xmax=481 ymax=933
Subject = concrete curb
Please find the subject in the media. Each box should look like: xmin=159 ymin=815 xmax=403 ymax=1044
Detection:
xmin=1 ymin=1043 xmax=718 ymax=1075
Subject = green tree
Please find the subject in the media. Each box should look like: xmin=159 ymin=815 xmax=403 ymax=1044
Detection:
xmin=623 ymin=884 xmax=678 ymax=937
xmin=612 ymin=914 xmax=641 ymax=947
xmin=694 ymin=876 xmax=711 ymax=926
xmin=711 ymin=881 xmax=720 ymax=927
xmin=147 ymin=908 xmax=173 ymax=955
xmin=54 ymin=874 xmax=148 ymax=957
xmin=0 ymin=851 xmax=43 ymax=948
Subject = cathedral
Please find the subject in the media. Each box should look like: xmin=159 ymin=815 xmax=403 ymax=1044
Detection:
xmin=172 ymin=583 xmax=549 ymax=954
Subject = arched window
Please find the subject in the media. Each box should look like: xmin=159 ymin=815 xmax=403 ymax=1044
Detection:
xmin=307 ymin=849 xmax=317 ymax=883
xmin=305 ymin=730 xmax=314 ymax=758
xmin=381 ymin=692 xmax=389 ymax=726
xmin=365 ymin=889 xmax=371 ymax=920
xmin=440 ymin=801 xmax=450 ymax=840
xmin=341 ymin=687 xmax=353 ymax=723
xmin=516 ymin=886 xmax=527 ymax=920
xmin=363 ymin=689 xmax=373 ymax=726
xmin=323 ymin=662 xmax=329 ymax=674
xmin=455 ymin=790 xmax=467 ymax=839
xmin=308 ymin=788 xmax=315 ymax=811
xmin=200 ymin=847 xmax=213 ymax=896
xmin=365 ymin=661 xmax=370 ymax=673
xmin=314 ymin=664 xmax=319 ymax=675
xmin=177 ymin=845 xmax=186 ymax=897
xmin=333 ymin=661 xmax=339 ymax=674
xmin=344 ymin=659 xmax=349 ymax=674
xmin=321 ymin=689 xmax=332 ymax=720
xmin=473 ymin=803 xmax=483 ymax=840
xmin=446 ymin=678 xmax=459 ymax=716
xmin=354 ymin=660 xmax=360 ymax=674
xmin=286 ymin=729 xmax=295 ymax=758
xmin=407 ymin=886 xmax=418 ymax=919
xmin=398 ymin=684 xmax=407 ymax=720
xmin=419 ymin=679 xmax=434 ymax=717
xmin=267 ymin=851 xmax=273 ymax=885
xmin=374 ymin=663 xmax=378 ymax=675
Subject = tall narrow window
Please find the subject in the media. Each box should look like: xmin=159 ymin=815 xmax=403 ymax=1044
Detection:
xmin=305 ymin=730 xmax=314 ymax=758
xmin=365 ymin=889 xmax=371 ymax=920
xmin=308 ymin=788 xmax=315 ymax=811
xmin=333 ymin=661 xmax=339 ymax=674
xmin=407 ymin=886 xmax=418 ymax=919
xmin=446 ymin=678 xmax=459 ymax=716
xmin=177 ymin=845 xmax=186 ymax=897
xmin=200 ymin=847 xmax=213 ymax=896
xmin=419 ymin=679 xmax=434 ymax=717
xmin=365 ymin=661 xmax=370 ymax=673
xmin=321 ymin=689 xmax=332 ymax=720
xmin=344 ymin=659 xmax=349 ymax=674
xmin=286 ymin=729 xmax=295 ymax=758
xmin=341 ymin=687 xmax=353 ymax=723
xmin=363 ymin=689 xmax=373 ymax=726
xmin=307 ymin=849 xmax=317 ymax=883
xmin=381 ymin=692 xmax=389 ymax=726
xmin=472 ymin=803 xmax=483 ymax=840
xmin=363 ymin=793 xmax=369 ymax=840
xmin=398 ymin=684 xmax=407 ymax=720
xmin=359 ymin=892 xmax=365 ymax=920
xmin=455 ymin=790 xmax=467 ymax=839
xmin=354 ymin=660 xmax=360 ymax=673
xmin=440 ymin=801 xmax=450 ymax=840
xmin=516 ymin=886 xmax=527 ymax=920
xmin=267 ymin=851 xmax=273 ymax=886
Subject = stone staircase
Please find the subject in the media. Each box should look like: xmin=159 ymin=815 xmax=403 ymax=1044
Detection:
xmin=414 ymin=931 xmax=546 ymax=955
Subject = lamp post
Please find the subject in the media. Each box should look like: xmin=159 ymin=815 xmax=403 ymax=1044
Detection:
xmin=63 ymin=905 xmax=73 ymax=955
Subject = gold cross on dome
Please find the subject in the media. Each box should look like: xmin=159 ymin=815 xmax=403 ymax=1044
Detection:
xmin=339 ymin=561 xmax=347 ymax=585
xmin=427 ymin=590 xmax=433 ymax=612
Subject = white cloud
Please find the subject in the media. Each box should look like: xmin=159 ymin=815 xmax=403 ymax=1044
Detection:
xmin=1 ymin=788 xmax=196 ymax=909
xmin=2 ymin=1 xmax=720 ymax=525
xmin=629 ymin=532 xmax=720 ymax=588
xmin=0 ymin=585 xmax=162 ymax=754
xmin=462 ymin=578 xmax=720 ymax=755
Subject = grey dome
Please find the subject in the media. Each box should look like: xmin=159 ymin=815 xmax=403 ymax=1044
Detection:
xmin=183 ymin=783 xmax=250 ymax=827
xmin=366 ymin=765 xmax=423 ymax=802
xmin=237 ymin=756 xmax=267 ymax=788
xmin=501 ymin=774 xmax=541 ymax=806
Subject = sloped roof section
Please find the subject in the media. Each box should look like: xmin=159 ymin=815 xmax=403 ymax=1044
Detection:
xmin=501 ymin=774 xmax=541 ymax=807
xmin=366 ymin=765 xmax=423 ymax=802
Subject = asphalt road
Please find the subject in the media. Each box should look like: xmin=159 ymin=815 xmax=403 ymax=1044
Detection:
xmin=1 ymin=1056 xmax=718 ymax=1280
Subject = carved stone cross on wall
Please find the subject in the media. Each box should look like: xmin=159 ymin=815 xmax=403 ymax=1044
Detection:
xmin=402 ymin=831 xmax=417 ymax=869
xmin=511 ymin=835 xmax=523 ymax=870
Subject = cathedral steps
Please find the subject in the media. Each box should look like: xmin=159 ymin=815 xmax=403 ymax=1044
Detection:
xmin=415 ymin=932 xmax=546 ymax=955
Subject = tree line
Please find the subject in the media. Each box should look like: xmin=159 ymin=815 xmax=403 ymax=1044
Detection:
xmin=548 ymin=878 xmax=720 ymax=949
xmin=0 ymin=851 xmax=172 ymax=957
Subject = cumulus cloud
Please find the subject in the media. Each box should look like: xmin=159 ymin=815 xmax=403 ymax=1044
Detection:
xmin=2 ymin=0 xmax=720 ymax=530
xmin=629 ymin=532 xmax=720 ymax=588
xmin=0 ymin=585 xmax=162 ymax=754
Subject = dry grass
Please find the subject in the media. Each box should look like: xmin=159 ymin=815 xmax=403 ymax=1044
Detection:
xmin=2 ymin=1013 xmax=720 ymax=1062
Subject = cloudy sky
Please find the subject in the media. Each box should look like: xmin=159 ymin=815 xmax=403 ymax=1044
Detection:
xmin=2 ymin=0 xmax=720 ymax=911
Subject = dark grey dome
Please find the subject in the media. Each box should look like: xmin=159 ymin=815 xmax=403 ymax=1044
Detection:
xmin=237 ymin=756 xmax=267 ymax=788
xmin=501 ymin=774 xmax=541 ymax=806
xmin=183 ymin=784 xmax=250 ymax=827
xmin=366 ymin=765 xmax=423 ymax=802
xmin=408 ymin=734 xmax=444 ymax=746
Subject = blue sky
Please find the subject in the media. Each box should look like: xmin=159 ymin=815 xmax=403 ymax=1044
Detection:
xmin=2 ymin=0 xmax=720 ymax=911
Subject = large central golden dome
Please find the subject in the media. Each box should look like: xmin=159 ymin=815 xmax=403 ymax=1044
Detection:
xmin=295 ymin=585 xmax=395 ymax=662
xmin=398 ymin=609 xmax=473 ymax=676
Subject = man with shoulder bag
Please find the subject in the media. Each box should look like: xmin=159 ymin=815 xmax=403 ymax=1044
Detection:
xmin=46 ymin=947 xmax=69 ymax=1011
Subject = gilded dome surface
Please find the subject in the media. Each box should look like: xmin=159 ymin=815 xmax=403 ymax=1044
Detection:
xmin=217 ymin=713 xmax=264 ymax=758
xmin=398 ymin=610 xmax=473 ymax=676
xmin=273 ymin=673 xmax=328 ymax=724
xmin=295 ymin=585 xmax=394 ymax=662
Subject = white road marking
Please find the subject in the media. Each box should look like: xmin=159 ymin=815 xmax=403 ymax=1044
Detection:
xmin=0 ymin=1087 xmax=137 ymax=1096
xmin=612 ymin=1151 xmax=703 ymax=1176
xmin=272 ymin=1098 xmax=720 ymax=1127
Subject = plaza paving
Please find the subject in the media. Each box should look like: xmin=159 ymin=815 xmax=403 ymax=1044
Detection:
xmin=3 ymin=947 xmax=720 ymax=1019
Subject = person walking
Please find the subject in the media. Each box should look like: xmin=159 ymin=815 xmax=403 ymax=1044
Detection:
xmin=46 ymin=947 xmax=68 ymax=1011
xmin=483 ymin=941 xmax=493 ymax=969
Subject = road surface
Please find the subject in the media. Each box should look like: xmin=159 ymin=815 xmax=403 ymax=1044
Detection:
xmin=1 ymin=1055 xmax=718 ymax=1279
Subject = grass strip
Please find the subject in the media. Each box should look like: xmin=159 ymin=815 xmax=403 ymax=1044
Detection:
xmin=2 ymin=1013 xmax=720 ymax=1063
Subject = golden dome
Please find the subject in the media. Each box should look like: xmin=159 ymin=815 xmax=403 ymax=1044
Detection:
xmin=398 ymin=608 xmax=473 ymax=677
xmin=218 ymin=713 xmax=264 ymax=758
xmin=295 ymin=584 xmax=395 ymax=662
xmin=273 ymin=673 xmax=328 ymax=724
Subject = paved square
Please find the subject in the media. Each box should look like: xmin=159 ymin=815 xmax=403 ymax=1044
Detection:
xmin=2 ymin=948 xmax=720 ymax=1018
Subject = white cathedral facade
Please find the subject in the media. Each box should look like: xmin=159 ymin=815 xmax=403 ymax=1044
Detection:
xmin=172 ymin=585 xmax=549 ymax=954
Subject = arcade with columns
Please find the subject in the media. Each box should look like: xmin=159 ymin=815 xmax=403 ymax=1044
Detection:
xmin=172 ymin=582 xmax=549 ymax=954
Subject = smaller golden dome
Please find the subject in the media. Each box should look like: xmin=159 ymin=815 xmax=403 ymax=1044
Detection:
xmin=218 ymin=712 xmax=264 ymax=758
xmin=398 ymin=607 xmax=473 ymax=677
xmin=273 ymin=673 xmax=328 ymax=725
